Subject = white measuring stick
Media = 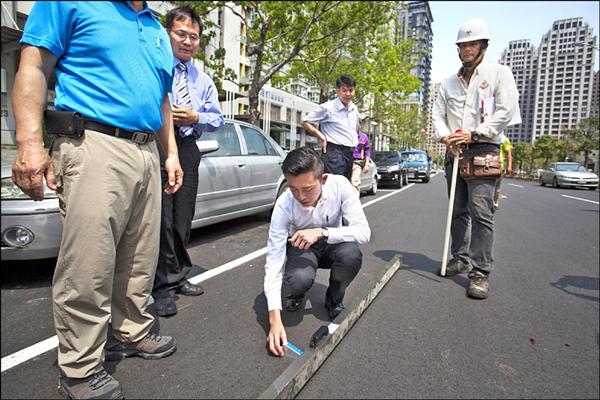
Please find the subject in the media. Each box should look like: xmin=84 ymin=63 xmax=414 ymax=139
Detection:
xmin=440 ymin=154 xmax=459 ymax=276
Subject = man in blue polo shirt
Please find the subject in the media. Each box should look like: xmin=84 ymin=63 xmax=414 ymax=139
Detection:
xmin=12 ymin=2 xmax=183 ymax=398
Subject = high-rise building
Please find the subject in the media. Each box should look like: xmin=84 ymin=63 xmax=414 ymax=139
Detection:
xmin=397 ymin=1 xmax=433 ymax=108
xmin=499 ymin=40 xmax=538 ymax=143
xmin=591 ymin=70 xmax=599 ymax=117
xmin=530 ymin=17 xmax=596 ymax=142
xmin=425 ymin=82 xmax=445 ymax=159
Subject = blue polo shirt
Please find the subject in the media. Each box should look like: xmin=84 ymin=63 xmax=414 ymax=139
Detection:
xmin=20 ymin=1 xmax=173 ymax=133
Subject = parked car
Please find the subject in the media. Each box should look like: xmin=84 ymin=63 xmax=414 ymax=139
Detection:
xmin=357 ymin=159 xmax=378 ymax=196
xmin=400 ymin=149 xmax=431 ymax=183
xmin=1 ymin=119 xmax=288 ymax=260
xmin=539 ymin=162 xmax=599 ymax=190
xmin=371 ymin=151 xmax=408 ymax=188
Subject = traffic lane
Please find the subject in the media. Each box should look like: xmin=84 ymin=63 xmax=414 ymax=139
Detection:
xmin=0 ymin=188 xmax=407 ymax=398
xmin=1 ymin=258 xmax=56 ymax=356
xmin=300 ymin=174 xmax=599 ymax=398
xmin=502 ymin=177 xmax=599 ymax=201
xmin=0 ymin=187 xmax=389 ymax=360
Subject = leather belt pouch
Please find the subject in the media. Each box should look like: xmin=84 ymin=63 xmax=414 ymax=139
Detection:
xmin=44 ymin=110 xmax=84 ymax=137
xmin=459 ymin=151 xmax=501 ymax=180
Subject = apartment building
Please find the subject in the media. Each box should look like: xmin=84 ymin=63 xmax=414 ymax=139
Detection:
xmin=500 ymin=40 xmax=538 ymax=143
xmin=530 ymin=17 xmax=596 ymax=142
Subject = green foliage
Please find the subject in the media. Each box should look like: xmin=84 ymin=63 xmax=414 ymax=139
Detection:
xmin=533 ymin=134 xmax=567 ymax=167
xmin=563 ymin=116 xmax=600 ymax=167
xmin=512 ymin=141 xmax=532 ymax=171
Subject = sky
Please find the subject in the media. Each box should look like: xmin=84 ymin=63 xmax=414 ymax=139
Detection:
xmin=429 ymin=1 xmax=600 ymax=83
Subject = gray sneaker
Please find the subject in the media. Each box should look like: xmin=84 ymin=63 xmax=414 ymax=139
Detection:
xmin=104 ymin=332 xmax=176 ymax=361
xmin=58 ymin=369 xmax=123 ymax=399
xmin=443 ymin=258 xmax=471 ymax=276
xmin=467 ymin=272 xmax=489 ymax=299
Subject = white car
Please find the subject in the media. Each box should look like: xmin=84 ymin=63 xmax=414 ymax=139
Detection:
xmin=539 ymin=162 xmax=599 ymax=190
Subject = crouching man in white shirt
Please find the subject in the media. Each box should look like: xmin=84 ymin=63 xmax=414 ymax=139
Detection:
xmin=264 ymin=147 xmax=371 ymax=356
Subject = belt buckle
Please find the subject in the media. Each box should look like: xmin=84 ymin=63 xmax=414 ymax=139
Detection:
xmin=131 ymin=131 xmax=149 ymax=144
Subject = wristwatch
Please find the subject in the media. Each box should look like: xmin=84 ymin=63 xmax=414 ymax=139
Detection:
xmin=322 ymin=228 xmax=329 ymax=240
xmin=471 ymin=131 xmax=480 ymax=143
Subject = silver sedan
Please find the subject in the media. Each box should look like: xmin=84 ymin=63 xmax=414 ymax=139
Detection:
xmin=1 ymin=119 xmax=288 ymax=260
xmin=539 ymin=162 xmax=599 ymax=190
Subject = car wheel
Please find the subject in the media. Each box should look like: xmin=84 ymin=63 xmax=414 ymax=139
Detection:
xmin=403 ymin=173 xmax=408 ymax=186
xmin=539 ymin=177 xmax=545 ymax=186
xmin=395 ymin=174 xmax=403 ymax=189
xmin=552 ymin=177 xmax=560 ymax=188
xmin=589 ymin=186 xmax=597 ymax=191
xmin=367 ymin=177 xmax=378 ymax=195
xmin=422 ymin=175 xmax=430 ymax=183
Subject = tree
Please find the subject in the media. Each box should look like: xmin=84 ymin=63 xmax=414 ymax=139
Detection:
xmin=564 ymin=116 xmax=600 ymax=168
xmin=210 ymin=1 xmax=386 ymax=125
xmin=533 ymin=134 xmax=566 ymax=166
xmin=512 ymin=141 xmax=532 ymax=172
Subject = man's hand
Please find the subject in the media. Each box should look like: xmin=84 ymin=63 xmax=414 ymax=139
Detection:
xmin=288 ymin=228 xmax=323 ymax=250
xmin=163 ymin=154 xmax=183 ymax=194
xmin=320 ymin=135 xmax=328 ymax=154
xmin=172 ymin=104 xmax=199 ymax=126
xmin=441 ymin=136 xmax=460 ymax=157
xmin=362 ymin=164 xmax=369 ymax=174
xmin=267 ymin=311 xmax=287 ymax=357
xmin=447 ymin=130 xmax=473 ymax=146
xmin=12 ymin=144 xmax=56 ymax=201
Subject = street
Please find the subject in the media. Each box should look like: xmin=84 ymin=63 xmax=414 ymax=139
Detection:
xmin=1 ymin=174 xmax=599 ymax=399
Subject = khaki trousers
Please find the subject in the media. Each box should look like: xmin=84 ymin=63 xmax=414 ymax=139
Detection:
xmin=51 ymin=130 xmax=161 ymax=378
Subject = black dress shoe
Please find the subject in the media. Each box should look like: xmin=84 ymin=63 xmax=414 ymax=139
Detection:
xmin=154 ymin=296 xmax=177 ymax=317
xmin=175 ymin=280 xmax=204 ymax=296
xmin=325 ymin=296 xmax=345 ymax=321
xmin=284 ymin=295 xmax=304 ymax=312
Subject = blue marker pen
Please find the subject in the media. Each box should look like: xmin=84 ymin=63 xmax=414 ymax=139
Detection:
xmin=285 ymin=341 xmax=304 ymax=356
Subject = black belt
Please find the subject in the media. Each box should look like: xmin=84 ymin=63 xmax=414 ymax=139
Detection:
xmin=328 ymin=142 xmax=353 ymax=151
xmin=83 ymin=119 xmax=155 ymax=145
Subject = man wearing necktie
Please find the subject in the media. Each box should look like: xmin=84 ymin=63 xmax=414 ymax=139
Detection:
xmin=153 ymin=6 xmax=224 ymax=317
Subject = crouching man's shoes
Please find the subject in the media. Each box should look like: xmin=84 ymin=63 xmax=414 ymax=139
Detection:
xmin=467 ymin=271 xmax=490 ymax=299
xmin=285 ymin=295 xmax=304 ymax=312
xmin=175 ymin=280 xmax=204 ymax=296
xmin=154 ymin=296 xmax=177 ymax=317
xmin=443 ymin=258 xmax=471 ymax=277
xmin=325 ymin=296 xmax=345 ymax=321
xmin=58 ymin=369 xmax=123 ymax=399
xmin=104 ymin=332 xmax=177 ymax=361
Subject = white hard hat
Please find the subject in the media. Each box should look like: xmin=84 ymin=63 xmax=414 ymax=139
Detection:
xmin=456 ymin=18 xmax=491 ymax=44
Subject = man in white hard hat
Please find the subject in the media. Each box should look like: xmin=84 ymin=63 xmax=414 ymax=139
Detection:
xmin=431 ymin=18 xmax=521 ymax=299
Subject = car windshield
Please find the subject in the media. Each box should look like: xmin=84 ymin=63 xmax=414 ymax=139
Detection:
xmin=372 ymin=152 xmax=399 ymax=163
xmin=555 ymin=164 xmax=586 ymax=172
xmin=401 ymin=152 xmax=427 ymax=162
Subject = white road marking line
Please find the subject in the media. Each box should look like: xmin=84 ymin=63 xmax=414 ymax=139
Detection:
xmin=1 ymin=184 xmax=415 ymax=372
xmin=561 ymin=194 xmax=599 ymax=205
xmin=508 ymin=183 xmax=523 ymax=188
xmin=1 ymin=336 xmax=58 ymax=372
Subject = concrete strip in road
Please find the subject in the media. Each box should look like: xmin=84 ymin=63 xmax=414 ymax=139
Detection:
xmin=259 ymin=256 xmax=402 ymax=399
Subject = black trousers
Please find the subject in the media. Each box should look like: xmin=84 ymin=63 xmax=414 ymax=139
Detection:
xmin=322 ymin=143 xmax=354 ymax=180
xmin=283 ymin=240 xmax=362 ymax=305
xmin=153 ymin=134 xmax=201 ymax=299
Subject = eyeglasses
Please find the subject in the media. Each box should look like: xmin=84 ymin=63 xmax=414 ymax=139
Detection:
xmin=171 ymin=30 xmax=200 ymax=44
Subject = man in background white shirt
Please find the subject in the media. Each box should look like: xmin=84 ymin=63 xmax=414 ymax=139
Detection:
xmin=302 ymin=74 xmax=360 ymax=180
xmin=264 ymin=147 xmax=371 ymax=356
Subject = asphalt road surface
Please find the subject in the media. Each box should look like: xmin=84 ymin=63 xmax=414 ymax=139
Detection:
xmin=2 ymin=174 xmax=598 ymax=399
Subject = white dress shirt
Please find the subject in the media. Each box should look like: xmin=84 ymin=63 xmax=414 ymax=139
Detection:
xmin=432 ymin=61 xmax=521 ymax=144
xmin=263 ymin=174 xmax=371 ymax=311
xmin=302 ymin=98 xmax=359 ymax=147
